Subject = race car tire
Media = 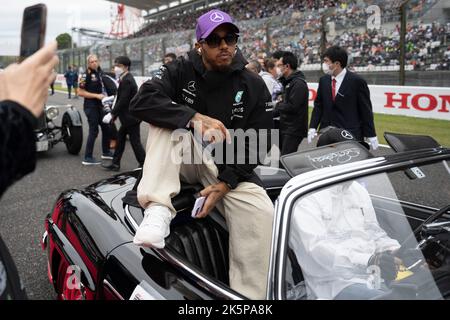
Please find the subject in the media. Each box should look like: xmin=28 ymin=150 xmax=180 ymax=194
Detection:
xmin=62 ymin=113 xmax=83 ymax=155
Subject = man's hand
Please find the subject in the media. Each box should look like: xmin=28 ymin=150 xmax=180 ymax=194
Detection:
xmin=0 ymin=41 xmax=58 ymax=118
xmin=102 ymin=113 xmax=113 ymax=124
xmin=190 ymin=113 xmax=231 ymax=144
xmin=196 ymin=182 xmax=231 ymax=218
xmin=366 ymin=136 xmax=379 ymax=150
xmin=307 ymin=128 xmax=317 ymax=144
xmin=97 ymin=93 xmax=105 ymax=101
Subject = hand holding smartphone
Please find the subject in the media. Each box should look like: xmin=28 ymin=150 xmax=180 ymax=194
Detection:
xmin=191 ymin=196 xmax=207 ymax=218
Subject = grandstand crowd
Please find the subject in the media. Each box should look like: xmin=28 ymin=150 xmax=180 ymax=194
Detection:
xmin=128 ymin=0 xmax=449 ymax=71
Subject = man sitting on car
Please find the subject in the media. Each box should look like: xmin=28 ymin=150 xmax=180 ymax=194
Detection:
xmin=129 ymin=10 xmax=274 ymax=300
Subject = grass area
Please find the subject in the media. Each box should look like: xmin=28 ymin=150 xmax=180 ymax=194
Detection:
xmin=52 ymin=84 xmax=68 ymax=92
xmin=374 ymin=113 xmax=449 ymax=147
xmin=308 ymin=107 xmax=449 ymax=147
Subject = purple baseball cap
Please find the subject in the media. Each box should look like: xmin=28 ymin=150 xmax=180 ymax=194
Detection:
xmin=195 ymin=9 xmax=239 ymax=41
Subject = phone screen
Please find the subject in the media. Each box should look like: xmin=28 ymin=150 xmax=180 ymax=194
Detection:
xmin=20 ymin=4 xmax=47 ymax=59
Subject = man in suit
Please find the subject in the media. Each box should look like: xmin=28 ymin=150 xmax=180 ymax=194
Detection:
xmin=103 ymin=56 xmax=145 ymax=171
xmin=275 ymin=51 xmax=309 ymax=155
xmin=308 ymin=46 xmax=379 ymax=150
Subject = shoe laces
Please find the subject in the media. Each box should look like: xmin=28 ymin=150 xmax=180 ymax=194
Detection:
xmin=142 ymin=209 xmax=171 ymax=230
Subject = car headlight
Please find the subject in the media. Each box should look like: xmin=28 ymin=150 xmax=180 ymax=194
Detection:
xmin=45 ymin=106 xmax=59 ymax=120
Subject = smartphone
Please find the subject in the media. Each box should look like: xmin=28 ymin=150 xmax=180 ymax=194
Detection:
xmin=20 ymin=4 xmax=47 ymax=61
xmin=191 ymin=196 xmax=206 ymax=218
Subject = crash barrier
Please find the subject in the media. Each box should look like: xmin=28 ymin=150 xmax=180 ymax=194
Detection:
xmin=54 ymin=75 xmax=449 ymax=121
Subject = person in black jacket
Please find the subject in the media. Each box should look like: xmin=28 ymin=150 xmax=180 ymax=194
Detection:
xmin=103 ymin=56 xmax=145 ymax=171
xmin=129 ymin=9 xmax=274 ymax=300
xmin=0 ymin=41 xmax=58 ymax=198
xmin=78 ymin=54 xmax=113 ymax=165
xmin=308 ymin=46 xmax=379 ymax=150
xmin=275 ymin=51 xmax=309 ymax=155
xmin=0 ymin=42 xmax=58 ymax=300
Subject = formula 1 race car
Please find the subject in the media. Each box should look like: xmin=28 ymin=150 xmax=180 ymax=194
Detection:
xmin=42 ymin=132 xmax=450 ymax=300
xmin=35 ymin=104 xmax=83 ymax=154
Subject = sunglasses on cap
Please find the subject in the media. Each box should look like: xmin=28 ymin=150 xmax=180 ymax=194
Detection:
xmin=200 ymin=33 xmax=239 ymax=48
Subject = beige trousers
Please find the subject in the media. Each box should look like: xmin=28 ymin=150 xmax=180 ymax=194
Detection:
xmin=137 ymin=125 xmax=274 ymax=300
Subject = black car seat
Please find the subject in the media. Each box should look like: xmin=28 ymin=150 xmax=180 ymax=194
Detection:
xmin=165 ymin=217 xmax=230 ymax=285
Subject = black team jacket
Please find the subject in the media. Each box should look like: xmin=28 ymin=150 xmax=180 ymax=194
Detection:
xmin=0 ymin=101 xmax=37 ymax=198
xmin=130 ymin=48 xmax=273 ymax=189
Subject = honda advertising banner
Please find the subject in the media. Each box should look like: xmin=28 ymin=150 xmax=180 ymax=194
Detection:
xmin=306 ymin=83 xmax=450 ymax=121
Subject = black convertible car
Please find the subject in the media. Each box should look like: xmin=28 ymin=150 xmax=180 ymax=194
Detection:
xmin=42 ymin=133 xmax=450 ymax=300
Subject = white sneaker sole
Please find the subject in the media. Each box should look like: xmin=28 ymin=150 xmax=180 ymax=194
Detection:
xmin=133 ymin=237 xmax=165 ymax=249
xmin=82 ymin=161 xmax=101 ymax=165
xmin=101 ymin=156 xmax=114 ymax=160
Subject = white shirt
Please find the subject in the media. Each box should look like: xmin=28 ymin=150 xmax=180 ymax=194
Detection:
xmin=289 ymin=181 xmax=400 ymax=300
xmin=332 ymin=68 xmax=347 ymax=97
xmin=260 ymin=71 xmax=282 ymax=102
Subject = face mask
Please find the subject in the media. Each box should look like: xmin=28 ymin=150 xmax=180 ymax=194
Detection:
xmin=114 ymin=66 xmax=124 ymax=78
xmin=276 ymin=67 xmax=283 ymax=79
xmin=322 ymin=62 xmax=334 ymax=75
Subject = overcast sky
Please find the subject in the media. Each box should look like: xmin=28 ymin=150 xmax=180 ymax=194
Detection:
xmin=0 ymin=0 xmax=117 ymax=56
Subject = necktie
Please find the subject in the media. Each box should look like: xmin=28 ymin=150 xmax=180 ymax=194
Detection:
xmin=332 ymin=78 xmax=337 ymax=102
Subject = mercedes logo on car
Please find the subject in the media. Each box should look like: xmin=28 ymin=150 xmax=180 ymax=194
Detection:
xmin=210 ymin=12 xmax=224 ymax=23
xmin=341 ymin=130 xmax=354 ymax=140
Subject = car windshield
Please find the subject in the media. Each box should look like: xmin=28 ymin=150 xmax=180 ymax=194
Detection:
xmin=285 ymin=159 xmax=450 ymax=300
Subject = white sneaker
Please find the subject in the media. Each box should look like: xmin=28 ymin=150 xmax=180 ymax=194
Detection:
xmin=133 ymin=205 xmax=173 ymax=249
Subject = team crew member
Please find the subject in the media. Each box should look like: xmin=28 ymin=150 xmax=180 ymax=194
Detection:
xmin=103 ymin=56 xmax=145 ymax=171
xmin=78 ymin=54 xmax=113 ymax=165
xmin=308 ymin=46 xmax=379 ymax=149
xmin=275 ymin=51 xmax=309 ymax=155
xmin=130 ymin=9 xmax=274 ymax=300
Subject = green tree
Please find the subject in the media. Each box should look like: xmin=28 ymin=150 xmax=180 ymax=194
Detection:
xmin=56 ymin=33 xmax=72 ymax=50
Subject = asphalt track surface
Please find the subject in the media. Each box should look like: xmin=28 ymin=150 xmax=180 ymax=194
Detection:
xmin=0 ymin=90 xmax=436 ymax=300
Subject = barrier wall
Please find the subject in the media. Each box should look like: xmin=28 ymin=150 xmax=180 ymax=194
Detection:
xmin=307 ymin=83 xmax=450 ymax=121
xmin=56 ymin=75 xmax=449 ymax=121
